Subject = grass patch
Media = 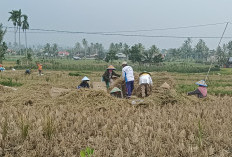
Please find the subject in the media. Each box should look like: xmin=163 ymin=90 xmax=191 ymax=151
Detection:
xmin=176 ymin=84 xmax=196 ymax=93
xmin=209 ymin=90 xmax=232 ymax=96
xmin=0 ymin=78 xmax=23 ymax=87
xmin=69 ymin=71 xmax=92 ymax=77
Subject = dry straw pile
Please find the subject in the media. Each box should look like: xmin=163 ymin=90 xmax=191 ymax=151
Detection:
xmin=0 ymin=70 xmax=231 ymax=156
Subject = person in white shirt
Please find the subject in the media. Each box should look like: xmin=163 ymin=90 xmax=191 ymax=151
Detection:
xmin=122 ymin=61 xmax=134 ymax=98
xmin=139 ymin=71 xmax=153 ymax=97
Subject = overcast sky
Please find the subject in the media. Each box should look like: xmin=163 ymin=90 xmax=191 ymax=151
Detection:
xmin=1 ymin=0 xmax=232 ymax=49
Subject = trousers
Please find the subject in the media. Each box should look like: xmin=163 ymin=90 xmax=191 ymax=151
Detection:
xmin=126 ymin=81 xmax=134 ymax=97
xmin=188 ymin=89 xmax=204 ymax=98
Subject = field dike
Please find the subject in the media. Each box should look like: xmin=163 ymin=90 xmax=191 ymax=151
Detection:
xmin=0 ymin=71 xmax=232 ymax=156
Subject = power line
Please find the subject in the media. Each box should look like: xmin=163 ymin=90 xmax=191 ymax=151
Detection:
xmin=3 ymin=21 xmax=229 ymax=34
xmin=5 ymin=30 xmax=232 ymax=39
xmin=205 ymin=22 xmax=229 ymax=81
xmin=3 ymin=22 xmax=232 ymax=39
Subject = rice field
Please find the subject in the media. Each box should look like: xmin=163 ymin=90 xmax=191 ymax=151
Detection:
xmin=0 ymin=69 xmax=232 ymax=156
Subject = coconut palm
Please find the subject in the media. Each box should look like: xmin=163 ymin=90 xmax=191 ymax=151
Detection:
xmin=22 ymin=15 xmax=29 ymax=49
xmin=16 ymin=9 xmax=23 ymax=50
xmin=8 ymin=10 xmax=18 ymax=45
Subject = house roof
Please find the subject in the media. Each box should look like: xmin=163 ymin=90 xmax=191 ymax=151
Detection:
xmin=58 ymin=51 xmax=70 ymax=55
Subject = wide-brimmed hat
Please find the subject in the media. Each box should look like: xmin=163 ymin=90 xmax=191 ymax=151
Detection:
xmin=82 ymin=76 xmax=90 ymax=81
xmin=122 ymin=61 xmax=127 ymax=65
xmin=139 ymin=71 xmax=151 ymax=76
xmin=107 ymin=65 xmax=116 ymax=70
xmin=110 ymin=87 xmax=121 ymax=93
xmin=160 ymin=82 xmax=170 ymax=89
xmin=195 ymin=80 xmax=207 ymax=87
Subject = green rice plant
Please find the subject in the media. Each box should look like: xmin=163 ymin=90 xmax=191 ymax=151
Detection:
xmin=45 ymin=77 xmax=50 ymax=82
xmin=80 ymin=147 xmax=94 ymax=157
xmin=0 ymin=78 xmax=23 ymax=87
xmin=14 ymin=76 xmax=19 ymax=83
xmin=43 ymin=116 xmax=55 ymax=140
xmin=176 ymin=84 xmax=196 ymax=93
xmin=69 ymin=72 xmax=81 ymax=76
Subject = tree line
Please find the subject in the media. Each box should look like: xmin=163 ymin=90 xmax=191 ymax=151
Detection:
xmin=166 ymin=38 xmax=232 ymax=66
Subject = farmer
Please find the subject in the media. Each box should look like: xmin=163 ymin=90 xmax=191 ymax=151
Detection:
xmin=77 ymin=76 xmax=90 ymax=89
xmin=187 ymin=80 xmax=207 ymax=98
xmin=102 ymin=65 xmax=120 ymax=89
xmin=25 ymin=69 xmax=31 ymax=75
xmin=110 ymin=87 xmax=122 ymax=98
xmin=122 ymin=61 xmax=134 ymax=98
xmin=139 ymin=71 xmax=153 ymax=97
xmin=37 ymin=63 xmax=43 ymax=75
xmin=0 ymin=67 xmax=5 ymax=72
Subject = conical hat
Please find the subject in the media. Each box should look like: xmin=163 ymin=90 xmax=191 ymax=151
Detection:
xmin=110 ymin=87 xmax=121 ymax=93
xmin=195 ymin=80 xmax=207 ymax=87
xmin=82 ymin=76 xmax=90 ymax=81
xmin=139 ymin=71 xmax=151 ymax=76
xmin=107 ymin=65 xmax=116 ymax=70
xmin=160 ymin=82 xmax=170 ymax=89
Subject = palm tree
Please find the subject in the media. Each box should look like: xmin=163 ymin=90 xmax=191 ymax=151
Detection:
xmin=17 ymin=9 xmax=23 ymax=51
xmin=8 ymin=10 xmax=18 ymax=45
xmin=22 ymin=15 xmax=29 ymax=50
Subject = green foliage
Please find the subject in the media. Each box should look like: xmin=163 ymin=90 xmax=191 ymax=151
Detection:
xmin=177 ymin=84 xmax=196 ymax=93
xmin=142 ymin=45 xmax=163 ymax=63
xmin=0 ymin=78 xmax=23 ymax=87
xmin=105 ymin=43 xmax=119 ymax=63
xmin=69 ymin=71 xmax=92 ymax=76
xmin=80 ymin=147 xmax=94 ymax=157
xmin=129 ymin=43 xmax=144 ymax=63
xmin=69 ymin=72 xmax=80 ymax=76
xmin=16 ymin=59 xmax=21 ymax=65
xmin=0 ymin=24 xmax=7 ymax=64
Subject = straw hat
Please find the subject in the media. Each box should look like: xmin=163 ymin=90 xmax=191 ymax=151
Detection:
xmin=139 ymin=71 xmax=151 ymax=76
xmin=107 ymin=65 xmax=116 ymax=70
xmin=122 ymin=61 xmax=127 ymax=65
xmin=160 ymin=82 xmax=170 ymax=89
xmin=195 ymin=80 xmax=207 ymax=87
xmin=82 ymin=76 xmax=90 ymax=81
xmin=110 ymin=87 xmax=121 ymax=93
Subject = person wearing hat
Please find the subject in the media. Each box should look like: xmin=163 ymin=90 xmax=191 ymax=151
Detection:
xmin=139 ymin=71 xmax=153 ymax=97
xmin=122 ymin=61 xmax=134 ymax=98
xmin=77 ymin=76 xmax=90 ymax=89
xmin=102 ymin=65 xmax=120 ymax=89
xmin=37 ymin=63 xmax=43 ymax=75
xmin=110 ymin=87 xmax=122 ymax=98
xmin=187 ymin=80 xmax=207 ymax=98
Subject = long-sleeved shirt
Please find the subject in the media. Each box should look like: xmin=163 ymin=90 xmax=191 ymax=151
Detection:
xmin=102 ymin=70 xmax=120 ymax=82
xmin=198 ymin=86 xmax=207 ymax=97
xmin=139 ymin=73 xmax=153 ymax=85
xmin=122 ymin=65 xmax=134 ymax=82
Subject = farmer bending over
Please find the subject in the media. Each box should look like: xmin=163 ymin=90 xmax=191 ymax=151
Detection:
xmin=139 ymin=71 xmax=153 ymax=97
xmin=187 ymin=80 xmax=207 ymax=98
xmin=25 ymin=69 xmax=31 ymax=75
xmin=77 ymin=76 xmax=90 ymax=89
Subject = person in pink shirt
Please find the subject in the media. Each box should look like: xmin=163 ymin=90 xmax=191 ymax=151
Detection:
xmin=187 ymin=80 xmax=207 ymax=98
